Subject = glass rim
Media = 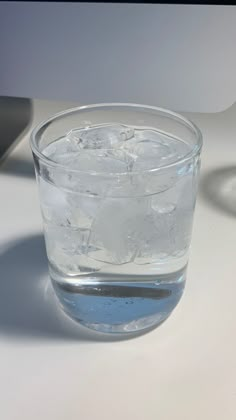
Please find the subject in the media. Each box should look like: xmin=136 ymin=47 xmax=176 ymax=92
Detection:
xmin=30 ymin=102 xmax=203 ymax=176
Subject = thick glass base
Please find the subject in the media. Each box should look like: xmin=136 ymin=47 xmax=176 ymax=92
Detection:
xmin=75 ymin=313 xmax=169 ymax=335
xmin=51 ymin=266 xmax=186 ymax=335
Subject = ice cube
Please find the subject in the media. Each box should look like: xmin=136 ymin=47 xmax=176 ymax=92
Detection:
xmin=173 ymin=208 xmax=193 ymax=252
xmin=131 ymin=139 xmax=177 ymax=171
xmin=56 ymin=149 xmax=132 ymax=197
xmin=43 ymin=144 xmax=135 ymax=198
xmin=43 ymin=137 xmax=78 ymax=163
xmin=39 ymin=177 xmax=71 ymax=225
xmin=45 ymin=225 xmax=90 ymax=256
xmin=122 ymin=129 xmax=190 ymax=171
xmin=67 ymin=193 xmax=102 ymax=224
xmin=133 ymin=129 xmax=167 ymax=143
xmin=63 ymin=149 xmax=131 ymax=174
xmin=44 ymin=224 xmax=102 ymax=274
xmin=67 ymin=124 xmax=134 ymax=150
xmin=89 ymin=198 xmax=148 ymax=265
xmin=152 ymin=199 xmax=176 ymax=214
xmin=134 ymin=210 xmax=176 ymax=265
xmin=39 ymin=175 xmax=94 ymax=229
xmin=152 ymin=193 xmax=192 ymax=256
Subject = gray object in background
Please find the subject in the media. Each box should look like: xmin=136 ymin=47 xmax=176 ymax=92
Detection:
xmin=0 ymin=97 xmax=32 ymax=162
xmin=0 ymin=3 xmax=235 ymax=113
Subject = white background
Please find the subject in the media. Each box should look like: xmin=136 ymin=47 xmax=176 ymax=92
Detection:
xmin=0 ymin=98 xmax=236 ymax=419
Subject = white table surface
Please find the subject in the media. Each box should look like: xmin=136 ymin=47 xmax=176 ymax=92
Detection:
xmin=0 ymin=99 xmax=236 ymax=420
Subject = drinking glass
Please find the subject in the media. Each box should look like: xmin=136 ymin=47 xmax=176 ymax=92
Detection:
xmin=30 ymin=103 xmax=202 ymax=334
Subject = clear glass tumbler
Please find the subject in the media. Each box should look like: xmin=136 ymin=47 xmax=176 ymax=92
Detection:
xmin=31 ymin=103 xmax=202 ymax=334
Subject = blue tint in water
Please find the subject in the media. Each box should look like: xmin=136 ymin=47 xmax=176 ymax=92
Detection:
xmin=52 ymin=270 xmax=185 ymax=334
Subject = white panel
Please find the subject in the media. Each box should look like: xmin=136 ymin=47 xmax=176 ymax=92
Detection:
xmin=0 ymin=3 xmax=235 ymax=112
